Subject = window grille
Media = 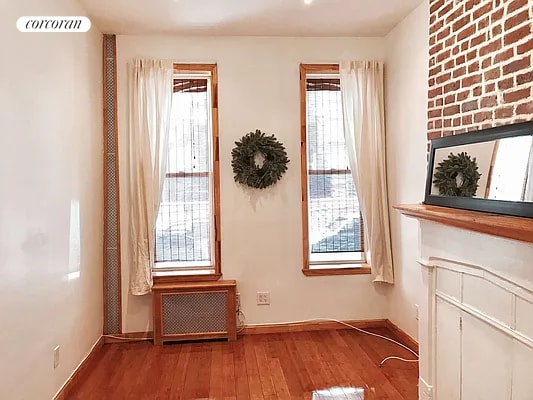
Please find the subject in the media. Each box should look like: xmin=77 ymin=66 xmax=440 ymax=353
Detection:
xmin=155 ymin=77 xmax=213 ymax=268
xmin=306 ymin=77 xmax=364 ymax=263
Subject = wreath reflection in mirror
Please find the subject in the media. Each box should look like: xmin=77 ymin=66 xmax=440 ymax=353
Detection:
xmin=231 ymin=129 xmax=290 ymax=189
xmin=432 ymin=151 xmax=481 ymax=197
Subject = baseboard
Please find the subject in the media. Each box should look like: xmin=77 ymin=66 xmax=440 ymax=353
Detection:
xmin=103 ymin=331 xmax=153 ymax=344
xmin=53 ymin=335 xmax=104 ymax=400
xmin=99 ymin=321 xmax=418 ymax=353
xmin=385 ymin=319 xmax=419 ymax=353
xmin=242 ymin=319 xmax=387 ymax=335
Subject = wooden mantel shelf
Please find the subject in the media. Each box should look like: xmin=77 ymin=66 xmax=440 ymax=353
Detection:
xmin=394 ymin=204 xmax=533 ymax=244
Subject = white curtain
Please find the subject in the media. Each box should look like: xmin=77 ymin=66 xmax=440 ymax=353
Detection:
xmin=128 ymin=59 xmax=174 ymax=295
xmin=340 ymin=60 xmax=394 ymax=284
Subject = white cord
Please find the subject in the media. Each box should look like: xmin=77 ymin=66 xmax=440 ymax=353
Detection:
xmin=104 ymin=335 xmax=152 ymax=341
xmin=245 ymin=318 xmax=419 ymax=366
xmin=236 ymin=310 xmax=247 ymax=334
xmin=380 ymin=356 xmax=419 ymax=366
xmin=105 ymin=317 xmax=419 ymax=366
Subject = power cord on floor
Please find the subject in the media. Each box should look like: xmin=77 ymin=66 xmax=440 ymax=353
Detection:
xmin=103 ymin=335 xmax=152 ymax=341
xmin=108 ymin=311 xmax=419 ymax=367
xmin=243 ymin=317 xmax=419 ymax=367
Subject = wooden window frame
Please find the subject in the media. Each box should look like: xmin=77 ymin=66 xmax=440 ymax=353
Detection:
xmin=153 ymin=63 xmax=221 ymax=283
xmin=299 ymin=64 xmax=370 ymax=277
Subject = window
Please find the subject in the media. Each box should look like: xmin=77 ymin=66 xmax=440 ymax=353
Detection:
xmin=300 ymin=64 xmax=369 ymax=276
xmin=154 ymin=64 xmax=220 ymax=280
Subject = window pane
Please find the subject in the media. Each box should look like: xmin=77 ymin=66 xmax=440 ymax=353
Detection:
xmin=156 ymin=176 xmax=211 ymax=263
xmin=308 ymin=173 xmax=362 ymax=253
xmin=155 ymin=78 xmax=212 ymax=266
xmin=306 ymin=82 xmax=349 ymax=171
xmin=306 ymin=79 xmax=363 ymax=258
xmin=167 ymin=80 xmax=210 ymax=174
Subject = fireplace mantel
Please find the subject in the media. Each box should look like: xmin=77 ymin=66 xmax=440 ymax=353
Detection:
xmin=396 ymin=203 xmax=533 ymax=399
xmin=394 ymin=204 xmax=533 ymax=244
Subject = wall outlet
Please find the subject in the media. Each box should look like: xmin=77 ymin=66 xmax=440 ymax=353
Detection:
xmin=236 ymin=293 xmax=241 ymax=311
xmin=256 ymin=291 xmax=270 ymax=305
xmin=53 ymin=345 xmax=60 ymax=369
xmin=415 ymin=304 xmax=419 ymax=321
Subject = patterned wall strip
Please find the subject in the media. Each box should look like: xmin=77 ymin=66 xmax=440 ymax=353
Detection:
xmin=103 ymin=34 xmax=122 ymax=335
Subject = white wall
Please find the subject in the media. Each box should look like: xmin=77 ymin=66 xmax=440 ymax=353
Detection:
xmin=0 ymin=1 xmax=103 ymax=399
xmin=384 ymin=1 xmax=429 ymax=341
xmin=116 ymin=36 xmax=390 ymax=332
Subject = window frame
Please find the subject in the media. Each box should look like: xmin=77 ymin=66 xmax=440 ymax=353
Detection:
xmin=299 ymin=63 xmax=370 ymax=277
xmin=153 ymin=63 xmax=221 ymax=283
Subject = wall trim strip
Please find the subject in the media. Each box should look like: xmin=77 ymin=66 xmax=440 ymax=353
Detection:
xmin=102 ymin=33 xmax=122 ymax=334
xmin=242 ymin=319 xmax=387 ymax=335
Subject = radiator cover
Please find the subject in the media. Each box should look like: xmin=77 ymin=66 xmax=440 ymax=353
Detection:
xmin=152 ymin=280 xmax=237 ymax=345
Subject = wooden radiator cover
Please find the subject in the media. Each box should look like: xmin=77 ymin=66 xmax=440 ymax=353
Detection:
xmin=152 ymin=280 xmax=237 ymax=345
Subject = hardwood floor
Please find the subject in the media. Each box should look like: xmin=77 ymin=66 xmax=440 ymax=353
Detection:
xmin=66 ymin=328 xmax=418 ymax=399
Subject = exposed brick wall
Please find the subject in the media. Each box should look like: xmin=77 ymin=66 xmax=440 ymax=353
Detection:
xmin=428 ymin=0 xmax=533 ymax=139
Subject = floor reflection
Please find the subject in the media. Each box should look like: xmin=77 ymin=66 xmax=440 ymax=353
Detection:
xmin=312 ymin=386 xmax=371 ymax=399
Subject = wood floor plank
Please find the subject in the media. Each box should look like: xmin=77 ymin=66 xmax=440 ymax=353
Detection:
xmin=321 ymin=330 xmax=374 ymax=396
xmin=327 ymin=329 xmax=404 ymax=400
xmin=209 ymin=341 xmax=226 ymax=398
xmin=152 ymin=344 xmax=182 ymax=400
xmin=68 ymin=343 xmax=122 ymax=400
xmin=233 ymin=337 xmax=251 ymax=400
xmin=128 ymin=344 xmax=164 ymax=399
xmin=181 ymin=343 xmax=212 ymax=399
xmin=171 ymin=342 xmax=192 ymax=399
xmin=221 ymin=343 xmax=237 ymax=398
xmin=349 ymin=329 xmax=418 ymax=400
xmin=111 ymin=343 xmax=151 ymax=399
xmin=341 ymin=329 xmax=417 ymax=400
xmin=65 ymin=329 xmax=418 ymax=400
xmin=253 ymin=335 xmax=277 ymax=399
xmin=268 ymin=357 xmax=291 ymax=399
xmin=243 ymin=336 xmax=264 ymax=400
xmin=267 ymin=333 xmax=307 ymax=398
xmin=284 ymin=332 xmax=316 ymax=395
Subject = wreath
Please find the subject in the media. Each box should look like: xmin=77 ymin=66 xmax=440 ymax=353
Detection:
xmin=231 ymin=129 xmax=290 ymax=189
xmin=433 ymin=151 xmax=481 ymax=197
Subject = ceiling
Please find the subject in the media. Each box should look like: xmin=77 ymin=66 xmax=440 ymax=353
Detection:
xmin=79 ymin=0 xmax=424 ymax=37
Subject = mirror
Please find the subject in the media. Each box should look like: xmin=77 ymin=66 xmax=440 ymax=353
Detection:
xmin=424 ymin=121 xmax=533 ymax=218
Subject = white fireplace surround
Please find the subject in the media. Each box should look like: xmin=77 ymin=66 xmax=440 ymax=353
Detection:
xmin=414 ymin=219 xmax=533 ymax=400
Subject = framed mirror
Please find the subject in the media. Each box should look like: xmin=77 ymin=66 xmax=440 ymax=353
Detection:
xmin=424 ymin=121 xmax=533 ymax=218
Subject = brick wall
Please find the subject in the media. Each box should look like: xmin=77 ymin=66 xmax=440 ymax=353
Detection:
xmin=428 ymin=0 xmax=533 ymax=139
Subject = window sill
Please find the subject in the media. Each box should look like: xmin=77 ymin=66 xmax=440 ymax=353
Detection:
xmin=153 ymin=271 xmax=222 ymax=284
xmin=302 ymin=264 xmax=371 ymax=277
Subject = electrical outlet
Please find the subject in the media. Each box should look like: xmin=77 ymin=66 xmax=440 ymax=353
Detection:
xmin=415 ymin=304 xmax=419 ymax=321
xmin=53 ymin=345 xmax=60 ymax=369
xmin=256 ymin=291 xmax=270 ymax=305
xmin=236 ymin=293 xmax=241 ymax=311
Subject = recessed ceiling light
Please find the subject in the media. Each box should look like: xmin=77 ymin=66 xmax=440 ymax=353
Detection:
xmin=304 ymin=0 xmax=313 ymax=4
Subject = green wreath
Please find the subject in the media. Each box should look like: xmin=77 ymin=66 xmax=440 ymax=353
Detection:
xmin=231 ymin=129 xmax=290 ymax=189
xmin=433 ymin=151 xmax=481 ymax=197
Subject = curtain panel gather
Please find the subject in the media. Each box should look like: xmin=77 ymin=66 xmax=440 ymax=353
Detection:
xmin=340 ymin=60 xmax=394 ymax=283
xmin=128 ymin=59 xmax=174 ymax=295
